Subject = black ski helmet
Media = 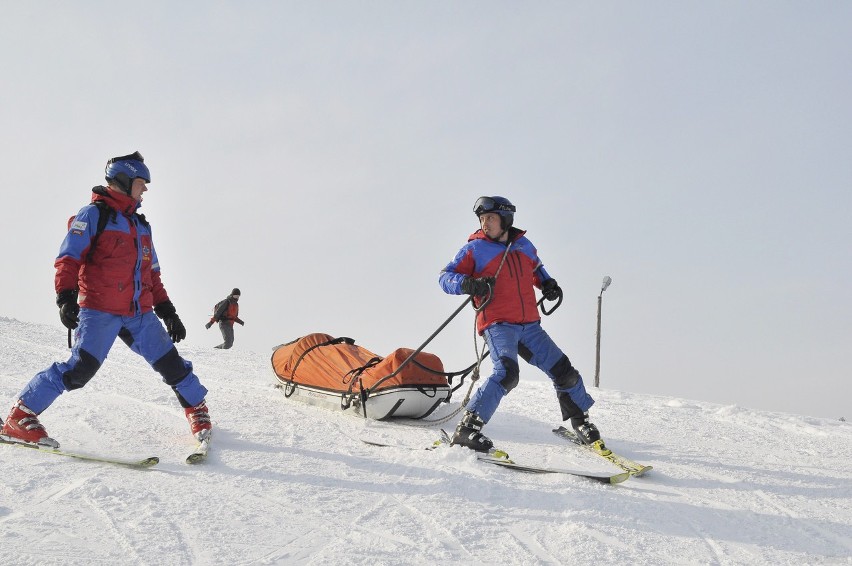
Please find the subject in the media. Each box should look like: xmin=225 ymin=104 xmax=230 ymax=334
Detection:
xmin=473 ymin=196 xmax=516 ymax=230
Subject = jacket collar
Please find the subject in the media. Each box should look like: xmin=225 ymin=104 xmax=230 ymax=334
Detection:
xmin=91 ymin=185 xmax=141 ymax=216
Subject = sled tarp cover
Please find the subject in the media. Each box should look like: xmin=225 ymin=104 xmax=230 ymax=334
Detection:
xmin=271 ymin=332 xmax=448 ymax=393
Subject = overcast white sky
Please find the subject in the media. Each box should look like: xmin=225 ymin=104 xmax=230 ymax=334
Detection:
xmin=1 ymin=2 xmax=850 ymax=420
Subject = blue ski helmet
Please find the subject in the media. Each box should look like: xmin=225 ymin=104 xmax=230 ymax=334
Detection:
xmin=473 ymin=196 xmax=516 ymax=229
xmin=105 ymin=151 xmax=150 ymax=194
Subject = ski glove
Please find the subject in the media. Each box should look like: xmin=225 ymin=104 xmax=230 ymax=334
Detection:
xmin=205 ymin=322 xmax=213 ymax=330
xmin=542 ymin=278 xmax=562 ymax=301
xmin=461 ymin=276 xmax=495 ymax=297
xmin=154 ymin=300 xmax=187 ymax=343
xmin=56 ymin=289 xmax=80 ymax=330
xmin=235 ymin=318 xmax=245 ymax=326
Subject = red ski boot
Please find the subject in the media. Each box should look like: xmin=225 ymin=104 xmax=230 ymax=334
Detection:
xmin=184 ymin=400 xmax=212 ymax=441
xmin=1 ymin=401 xmax=60 ymax=448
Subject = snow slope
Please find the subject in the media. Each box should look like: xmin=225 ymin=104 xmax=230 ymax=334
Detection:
xmin=1 ymin=317 xmax=851 ymax=565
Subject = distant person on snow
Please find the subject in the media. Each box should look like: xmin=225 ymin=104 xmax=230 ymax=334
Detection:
xmin=1 ymin=152 xmax=212 ymax=448
xmin=205 ymin=288 xmax=244 ymax=349
xmin=439 ymin=196 xmax=599 ymax=452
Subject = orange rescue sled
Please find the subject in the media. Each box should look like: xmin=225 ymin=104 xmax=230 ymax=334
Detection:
xmin=271 ymin=332 xmax=451 ymax=419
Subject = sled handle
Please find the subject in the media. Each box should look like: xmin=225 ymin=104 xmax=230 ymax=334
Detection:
xmin=538 ymin=288 xmax=563 ymax=316
xmin=472 ymin=281 xmax=494 ymax=312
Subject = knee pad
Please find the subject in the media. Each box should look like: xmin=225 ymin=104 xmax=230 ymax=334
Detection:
xmin=62 ymin=349 xmax=101 ymax=390
xmin=551 ymin=355 xmax=580 ymax=389
xmin=152 ymin=347 xmax=190 ymax=386
xmin=498 ymin=356 xmax=520 ymax=393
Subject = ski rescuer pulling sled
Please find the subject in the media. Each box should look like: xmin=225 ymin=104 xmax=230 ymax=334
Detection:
xmin=439 ymin=196 xmax=599 ymax=452
xmin=1 ymin=151 xmax=212 ymax=449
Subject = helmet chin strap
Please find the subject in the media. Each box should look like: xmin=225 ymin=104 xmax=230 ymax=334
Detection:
xmin=496 ymin=217 xmax=513 ymax=241
xmin=110 ymin=173 xmax=133 ymax=196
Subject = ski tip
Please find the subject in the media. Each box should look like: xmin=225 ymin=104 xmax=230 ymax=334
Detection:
xmin=488 ymin=448 xmax=511 ymax=460
xmin=630 ymin=465 xmax=653 ymax=477
xmin=610 ymin=471 xmax=631 ymax=484
xmin=186 ymin=453 xmax=206 ymax=465
xmin=140 ymin=457 xmax=160 ymax=467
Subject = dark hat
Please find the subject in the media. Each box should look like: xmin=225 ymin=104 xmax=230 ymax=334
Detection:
xmin=231 ymin=288 xmax=241 ymax=296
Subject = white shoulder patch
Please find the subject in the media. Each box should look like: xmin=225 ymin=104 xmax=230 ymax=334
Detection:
xmin=71 ymin=220 xmax=88 ymax=231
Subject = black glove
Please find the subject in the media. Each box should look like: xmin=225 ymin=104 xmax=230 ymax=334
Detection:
xmin=205 ymin=322 xmax=213 ymax=330
xmin=154 ymin=300 xmax=187 ymax=343
xmin=461 ymin=276 xmax=495 ymax=297
xmin=542 ymin=278 xmax=562 ymax=301
xmin=56 ymin=289 xmax=80 ymax=330
xmin=236 ymin=318 xmax=245 ymax=326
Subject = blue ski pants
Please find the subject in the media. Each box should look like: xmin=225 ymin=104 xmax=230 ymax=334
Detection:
xmin=466 ymin=321 xmax=594 ymax=423
xmin=18 ymin=308 xmax=208 ymax=414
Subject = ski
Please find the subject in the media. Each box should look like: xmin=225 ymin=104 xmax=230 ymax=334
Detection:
xmin=476 ymin=454 xmax=630 ymax=484
xmin=0 ymin=434 xmax=158 ymax=469
xmin=360 ymin=433 xmax=466 ymax=452
xmin=186 ymin=432 xmax=211 ymax=464
xmin=552 ymin=426 xmax=652 ymax=477
xmin=361 ymin=437 xmax=433 ymax=450
xmin=361 ymin=431 xmax=628 ymax=484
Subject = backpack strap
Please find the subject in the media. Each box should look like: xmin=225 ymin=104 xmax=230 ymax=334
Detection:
xmin=85 ymin=200 xmax=115 ymax=263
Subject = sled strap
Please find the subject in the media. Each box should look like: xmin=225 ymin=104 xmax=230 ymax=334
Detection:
xmin=288 ymin=336 xmax=356 ymax=382
xmin=340 ymin=356 xmax=384 ymax=412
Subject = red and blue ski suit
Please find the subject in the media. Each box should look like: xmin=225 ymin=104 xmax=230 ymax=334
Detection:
xmin=439 ymin=227 xmax=593 ymax=423
xmin=17 ymin=187 xmax=207 ymax=414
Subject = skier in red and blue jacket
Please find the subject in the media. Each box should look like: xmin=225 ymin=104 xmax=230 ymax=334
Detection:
xmin=439 ymin=196 xmax=599 ymax=452
xmin=1 ymin=152 xmax=212 ymax=448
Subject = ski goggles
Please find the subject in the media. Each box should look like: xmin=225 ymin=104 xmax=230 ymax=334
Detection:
xmin=473 ymin=197 xmax=516 ymax=216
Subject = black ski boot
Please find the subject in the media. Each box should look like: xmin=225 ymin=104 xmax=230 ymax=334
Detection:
xmin=451 ymin=411 xmax=494 ymax=452
xmin=570 ymin=412 xmax=601 ymax=445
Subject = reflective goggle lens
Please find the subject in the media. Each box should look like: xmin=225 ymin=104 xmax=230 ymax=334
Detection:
xmin=473 ymin=196 xmax=515 ymax=215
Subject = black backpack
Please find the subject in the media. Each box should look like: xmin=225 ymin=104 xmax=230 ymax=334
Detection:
xmin=212 ymin=299 xmax=229 ymax=320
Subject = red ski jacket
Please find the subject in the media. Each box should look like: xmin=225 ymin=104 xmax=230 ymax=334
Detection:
xmin=55 ymin=187 xmax=169 ymax=315
xmin=439 ymin=227 xmax=554 ymax=334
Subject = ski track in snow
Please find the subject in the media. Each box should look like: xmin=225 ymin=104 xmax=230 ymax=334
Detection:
xmin=1 ymin=317 xmax=852 ymax=565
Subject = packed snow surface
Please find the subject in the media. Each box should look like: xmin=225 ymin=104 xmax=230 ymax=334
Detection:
xmin=1 ymin=317 xmax=850 ymax=565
